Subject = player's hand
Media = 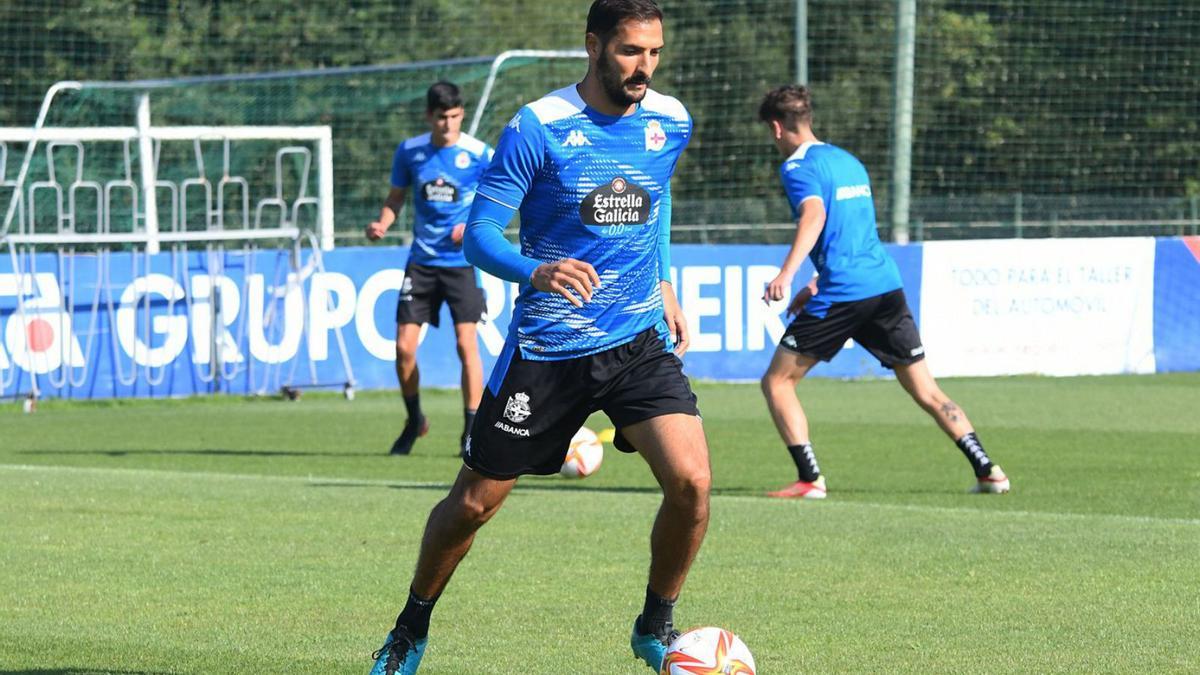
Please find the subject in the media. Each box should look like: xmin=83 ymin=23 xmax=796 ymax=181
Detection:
xmin=661 ymin=280 xmax=689 ymax=357
xmin=763 ymin=271 xmax=794 ymax=303
xmin=365 ymin=221 xmax=388 ymax=241
xmin=531 ymin=259 xmax=601 ymax=308
xmin=787 ymin=277 xmax=819 ymax=317
xmin=450 ymin=223 xmax=466 ymax=245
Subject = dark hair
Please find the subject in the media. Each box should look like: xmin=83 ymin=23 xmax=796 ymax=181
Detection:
xmin=586 ymin=0 xmax=663 ymax=44
xmin=758 ymin=85 xmax=814 ymax=130
xmin=426 ymin=81 xmax=464 ymax=112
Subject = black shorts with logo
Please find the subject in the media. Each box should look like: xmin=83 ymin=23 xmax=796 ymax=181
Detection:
xmin=463 ymin=328 xmax=700 ymax=479
xmin=395 ymin=263 xmax=485 ymax=328
xmin=780 ymin=288 xmax=925 ymax=368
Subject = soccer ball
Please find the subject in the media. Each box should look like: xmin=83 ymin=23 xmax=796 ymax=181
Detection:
xmin=559 ymin=426 xmax=603 ymax=478
xmin=661 ymin=626 xmax=756 ymax=675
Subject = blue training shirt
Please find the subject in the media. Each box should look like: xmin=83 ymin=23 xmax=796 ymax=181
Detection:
xmin=466 ymin=85 xmax=692 ymax=361
xmin=781 ymin=141 xmax=903 ymax=317
xmin=390 ymin=132 xmax=494 ymax=267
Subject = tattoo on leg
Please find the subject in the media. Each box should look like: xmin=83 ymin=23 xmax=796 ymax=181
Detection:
xmin=939 ymin=401 xmax=961 ymax=422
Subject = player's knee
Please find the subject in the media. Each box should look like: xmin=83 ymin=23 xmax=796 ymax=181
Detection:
xmin=760 ymin=370 xmax=793 ymax=398
xmin=666 ymin=470 xmax=710 ymax=518
xmin=450 ymin=492 xmax=501 ymax=529
xmin=396 ymin=342 xmax=418 ymax=365
xmin=455 ymin=340 xmax=477 ymax=360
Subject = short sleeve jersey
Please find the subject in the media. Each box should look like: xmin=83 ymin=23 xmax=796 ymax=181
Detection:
xmin=476 ymin=85 xmax=692 ymax=360
xmin=781 ymin=141 xmax=903 ymax=314
xmin=391 ymin=132 xmax=494 ymax=267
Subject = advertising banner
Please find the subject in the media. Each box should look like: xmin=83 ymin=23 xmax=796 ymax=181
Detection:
xmin=919 ymin=238 xmax=1157 ymax=376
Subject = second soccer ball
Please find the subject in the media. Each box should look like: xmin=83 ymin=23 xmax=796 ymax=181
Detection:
xmin=560 ymin=426 xmax=604 ymax=478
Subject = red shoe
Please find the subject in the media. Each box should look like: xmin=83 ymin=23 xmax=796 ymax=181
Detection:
xmin=767 ymin=475 xmax=827 ymax=499
xmin=970 ymin=465 xmax=1010 ymax=494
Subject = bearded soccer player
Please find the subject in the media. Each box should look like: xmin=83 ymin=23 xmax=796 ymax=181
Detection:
xmin=366 ymin=82 xmax=494 ymax=457
xmin=756 ymin=84 xmax=1010 ymax=499
xmin=369 ymin=1 xmax=710 ymax=673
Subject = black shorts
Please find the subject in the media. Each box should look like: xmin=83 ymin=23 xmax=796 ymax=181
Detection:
xmin=395 ymin=263 xmax=485 ymax=328
xmin=780 ymin=289 xmax=926 ymax=367
xmin=463 ymin=328 xmax=700 ymax=479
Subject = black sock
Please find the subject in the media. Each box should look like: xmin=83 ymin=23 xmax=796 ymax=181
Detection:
xmin=787 ymin=443 xmax=821 ymax=482
xmin=637 ymin=586 xmax=676 ymax=640
xmin=403 ymin=394 xmax=422 ymax=421
xmin=394 ymin=588 xmax=439 ymax=639
xmin=956 ymin=432 xmax=994 ymax=478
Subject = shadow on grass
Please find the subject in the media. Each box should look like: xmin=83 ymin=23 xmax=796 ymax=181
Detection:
xmin=307 ymin=480 xmax=964 ymax=498
xmin=1 ymin=670 xmax=173 ymax=675
xmin=16 ymin=448 xmax=382 ymax=459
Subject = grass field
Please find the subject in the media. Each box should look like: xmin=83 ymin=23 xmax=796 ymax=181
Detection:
xmin=2 ymin=374 xmax=1198 ymax=674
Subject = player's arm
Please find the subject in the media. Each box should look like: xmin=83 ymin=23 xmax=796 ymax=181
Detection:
xmin=765 ymin=161 xmax=826 ymax=303
xmin=366 ymin=187 xmax=408 ymax=240
xmin=765 ymin=197 xmax=825 ymax=302
xmin=464 ymin=110 xmax=599 ymax=308
xmin=657 ymin=181 xmax=689 ymax=355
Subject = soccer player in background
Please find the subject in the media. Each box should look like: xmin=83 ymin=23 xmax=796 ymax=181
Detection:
xmin=756 ymin=84 xmax=1010 ymax=499
xmin=365 ymin=82 xmax=494 ymax=457
xmin=369 ymin=1 xmax=711 ymax=673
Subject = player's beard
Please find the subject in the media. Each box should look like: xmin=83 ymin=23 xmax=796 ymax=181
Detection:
xmin=597 ymin=49 xmax=651 ymax=107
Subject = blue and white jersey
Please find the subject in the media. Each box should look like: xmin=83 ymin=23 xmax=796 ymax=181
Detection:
xmin=391 ymin=132 xmax=494 ymax=267
xmin=475 ymin=85 xmax=692 ymax=360
xmin=781 ymin=141 xmax=903 ymax=316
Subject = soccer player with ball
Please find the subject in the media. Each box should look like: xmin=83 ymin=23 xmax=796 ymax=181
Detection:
xmin=756 ymin=84 xmax=1010 ymax=499
xmin=370 ymin=1 xmax=711 ymax=672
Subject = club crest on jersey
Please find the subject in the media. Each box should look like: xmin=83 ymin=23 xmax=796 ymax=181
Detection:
xmin=645 ymin=119 xmax=667 ymax=151
xmin=579 ymin=177 xmax=651 ymax=227
xmin=503 ymin=392 xmax=532 ymax=423
xmin=454 ymin=151 xmax=471 ymax=169
xmin=422 ymin=177 xmax=459 ymax=203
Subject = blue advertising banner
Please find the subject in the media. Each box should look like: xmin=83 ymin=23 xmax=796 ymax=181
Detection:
xmin=1 ymin=238 xmax=1193 ymax=400
xmin=1152 ymin=237 xmax=1200 ymax=373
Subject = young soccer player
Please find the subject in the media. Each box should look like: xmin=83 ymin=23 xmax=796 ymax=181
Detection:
xmin=366 ymin=82 xmax=494 ymax=456
xmin=757 ymin=84 xmax=1010 ymax=499
xmin=369 ymin=2 xmax=709 ymax=673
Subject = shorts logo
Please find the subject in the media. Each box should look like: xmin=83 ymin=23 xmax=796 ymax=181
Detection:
xmin=422 ymin=177 xmax=459 ymax=204
xmin=463 ymin=435 xmax=472 ymax=456
xmin=493 ymin=420 xmax=531 ymax=437
xmin=454 ymin=151 xmax=471 ymax=169
xmin=579 ymin=177 xmax=651 ymax=227
xmin=645 ymin=119 xmax=667 ymax=151
xmin=910 ymin=345 xmax=925 ymax=356
xmin=503 ymin=391 xmax=532 ymax=423
xmin=782 ymin=335 xmax=798 ymax=349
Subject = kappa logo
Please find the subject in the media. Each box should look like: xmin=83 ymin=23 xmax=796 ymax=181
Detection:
xmin=782 ymin=335 xmax=798 ymax=349
xmin=645 ymin=119 xmax=667 ymax=151
xmin=507 ymin=114 xmax=521 ymax=132
xmin=503 ymin=391 xmax=532 ymax=423
xmin=562 ymin=129 xmax=591 ymax=147
xmin=413 ymin=152 xmax=427 ymax=162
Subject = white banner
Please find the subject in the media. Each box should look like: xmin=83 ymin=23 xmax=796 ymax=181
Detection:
xmin=920 ymin=238 xmax=1157 ymax=376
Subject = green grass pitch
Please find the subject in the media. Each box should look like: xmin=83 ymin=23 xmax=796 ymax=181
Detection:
xmin=2 ymin=374 xmax=1198 ymax=673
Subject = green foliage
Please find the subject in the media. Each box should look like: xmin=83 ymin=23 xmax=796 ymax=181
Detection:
xmin=2 ymin=0 xmax=1198 ymax=233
